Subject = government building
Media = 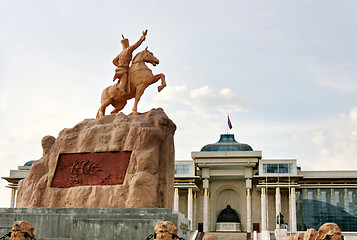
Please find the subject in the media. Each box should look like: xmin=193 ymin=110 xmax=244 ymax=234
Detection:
xmin=174 ymin=133 xmax=357 ymax=236
xmin=3 ymin=133 xmax=357 ymax=238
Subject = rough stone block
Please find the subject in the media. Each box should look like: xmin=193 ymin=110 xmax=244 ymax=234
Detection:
xmin=16 ymin=108 xmax=176 ymax=208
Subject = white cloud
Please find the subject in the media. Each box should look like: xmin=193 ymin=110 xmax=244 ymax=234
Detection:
xmin=292 ymin=108 xmax=357 ymax=170
xmin=349 ymin=108 xmax=357 ymax=120
xmin=191 ymin=86 xmax=214 ymax=98
xmin=155 ymin=85 xmax=247 ymax=115
xmin=310 ymin=132 xmax=325 ymax=147
xmin=310 ymin=66 xmax=357 ymax=92
xmin=219 ymin=88 xmax=235 ymax=98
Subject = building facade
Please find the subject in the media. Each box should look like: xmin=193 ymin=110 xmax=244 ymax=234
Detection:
xmin=174 ymin=134 xmax=357 ymax=234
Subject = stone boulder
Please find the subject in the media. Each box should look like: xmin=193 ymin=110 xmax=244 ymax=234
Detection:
xmin=316 ymin=223 xmax=342 ymax=240
xmin=16 ymin=108 xmax=176 ymax=208
xmin=203 ymin=234 xmax=216 ymax=240
xmin=154 ymin=221 xmax=178 ymax=240
xmin=293 ymin=233 xmax=305 ymax=240
xmin=304 ymin=228 xmax=318 ymax=240
xmin=10 ymin=221 xmax=35 ymax=240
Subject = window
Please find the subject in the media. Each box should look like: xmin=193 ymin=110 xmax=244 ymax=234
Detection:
xmin=263 ymin=163 xmax=293 ymax=174
xmin=175 ymin=164 xmax=191 ymax=174
xmin=296 ymin=188 xmax=357 ymax=231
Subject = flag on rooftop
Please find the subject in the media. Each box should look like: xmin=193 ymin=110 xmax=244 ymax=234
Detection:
xmin=228 ymin=116 xmax=232 ymax=129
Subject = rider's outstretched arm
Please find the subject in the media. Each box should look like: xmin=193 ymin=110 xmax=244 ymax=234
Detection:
xmin=130 ymin=30 xmax=147 ymax=52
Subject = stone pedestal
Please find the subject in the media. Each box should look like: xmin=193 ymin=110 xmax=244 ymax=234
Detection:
xmin=274 ymin=229 xmax=287 ymax=240
xmin=260 ymin=230 xmax=270 ymax=240
xmin=215 ymin=222 xmax=241 ymax=232
xmin=16 ymin=108 xmax=176 ymax=208
xmin=0 ymin=208 xmax=190 ymax=240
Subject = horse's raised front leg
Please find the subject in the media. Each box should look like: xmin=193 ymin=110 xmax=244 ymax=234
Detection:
xmin=132 ymin=85 xmax=147 ymax=114
xmin=153 ymin=73 xmax=166 ymax=92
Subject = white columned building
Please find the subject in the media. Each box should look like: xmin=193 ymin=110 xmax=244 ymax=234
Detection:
xmin=2 ymin=161 xmax=33 ymax=208
xmin=192 ymin=136 xmax=261 ymax=233
xmin=171 ymin=133 xmax=357 ymax=236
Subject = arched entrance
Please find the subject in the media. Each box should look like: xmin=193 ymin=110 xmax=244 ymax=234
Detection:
xmin=213 ymin=186 xmax=242 ymax=231
xmin=216 ymin=189 xmax=241 ymax=219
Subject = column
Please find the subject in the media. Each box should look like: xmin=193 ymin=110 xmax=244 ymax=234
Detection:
xmin=344 ymin=189 xmax=350 ymax=214
xmin=276 ymin=187 xmax=281 ymax=229
xmin=330 ymin=189 xmax=336 ymax=206
xmin=10 ymin=188 xmax=16 ymax=208
xmin=188 ymin=188 xmax=193 ymax=230
xmin=174 ymin=188 xmax=179 ymax=212
xmin=247 ymin=189 xmax=252 ymax=233
xmin=193 ymin=192 xmax=197 ymax=231
xmin=202 ymin=169 xmax=210 ymax=233
xmin=261 ymin=187 xmax=267 ymax=232
xmin=290 ymin=188 xmax=297 ymax=232
xmin=203 ymin=188 xmax=210 ymax=232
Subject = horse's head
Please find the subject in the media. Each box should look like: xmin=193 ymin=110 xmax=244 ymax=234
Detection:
xmin=142 ymin=47 xmax=159 ymax=66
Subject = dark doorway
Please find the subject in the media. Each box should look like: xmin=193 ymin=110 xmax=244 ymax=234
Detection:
xmin=198 ymin=223 xmax=203 ymax=232
xmin=253 ymin=223 xmax=260 ymax=232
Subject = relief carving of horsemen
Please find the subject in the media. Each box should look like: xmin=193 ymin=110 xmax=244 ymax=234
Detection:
xmin=96 ymin=30 xmax=166 ymax=118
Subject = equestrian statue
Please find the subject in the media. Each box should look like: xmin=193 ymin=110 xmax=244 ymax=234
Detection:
xmin=96 ymin=29 xmax=166 ymax=118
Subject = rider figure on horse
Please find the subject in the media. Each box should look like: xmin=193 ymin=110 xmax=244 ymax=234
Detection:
xmin=112 ymin=29 xmax=148 ymax=95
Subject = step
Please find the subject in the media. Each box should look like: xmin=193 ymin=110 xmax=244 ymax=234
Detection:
xmin=207 ymin=232 xmax=248 ymax=240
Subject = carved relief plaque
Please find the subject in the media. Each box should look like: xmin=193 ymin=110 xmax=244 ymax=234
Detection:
xmin=51 ymin=151 xmax=131 ymax=188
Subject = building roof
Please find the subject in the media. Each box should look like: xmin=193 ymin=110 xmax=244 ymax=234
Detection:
xmin=200 ymin=134 xmax=253 ymax=152
xmin=24 ymin=160 xmax=35 ymax=166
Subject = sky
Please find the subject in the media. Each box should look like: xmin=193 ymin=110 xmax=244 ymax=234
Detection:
xmin=0 ymin=1 xmax=357 ymax=207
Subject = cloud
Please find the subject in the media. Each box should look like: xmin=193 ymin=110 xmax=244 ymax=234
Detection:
xmin=310 ymin=66 xmax=357 ymax=92
xmin=155 ymin=85 xmax=247 ymax=115
xmin=141 ymin=84 xmax=247 ymax=159
xmin=292 ymin=107 xmax=357 ymax=170
xmin=219 ymin=88 xmax=235 ymax=98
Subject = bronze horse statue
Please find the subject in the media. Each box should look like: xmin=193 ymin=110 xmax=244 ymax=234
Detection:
xmin=96 ymin=47 xmax=166 ymax=118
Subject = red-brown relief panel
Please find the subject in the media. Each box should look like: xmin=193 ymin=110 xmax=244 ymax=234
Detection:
xmin=51 ymin=151 xmax=131 ymax=188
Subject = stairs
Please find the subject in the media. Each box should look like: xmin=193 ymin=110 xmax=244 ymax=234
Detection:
xmin=206 ymin=232 xmax=248 ymax=240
